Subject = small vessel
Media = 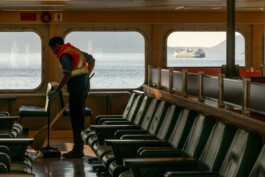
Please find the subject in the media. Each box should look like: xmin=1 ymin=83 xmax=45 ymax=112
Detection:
xmin=174 ymin=48 xmax=205 ymax=58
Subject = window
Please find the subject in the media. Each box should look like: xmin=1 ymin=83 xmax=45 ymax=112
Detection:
xmin=0 ymin=32 xmax=41 ymax=89
xmin=65 ymin=32 xmax=145 ymax=89
xmin=167 ymin=32 xmax=245 ymax=67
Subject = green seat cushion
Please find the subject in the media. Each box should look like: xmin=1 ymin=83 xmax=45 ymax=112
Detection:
xmin=19 ymin=105 xmax=48 ymax=117
xmin=63 ymin=106 xmax=93 ymax=116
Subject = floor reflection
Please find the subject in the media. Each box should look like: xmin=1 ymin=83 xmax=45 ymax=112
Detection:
xmin=31 ymin=138 xmax=110 ymax=177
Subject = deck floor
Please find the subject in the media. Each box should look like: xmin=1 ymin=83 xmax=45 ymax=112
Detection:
xmin=30 ymin=137 xmax=110 ymax=177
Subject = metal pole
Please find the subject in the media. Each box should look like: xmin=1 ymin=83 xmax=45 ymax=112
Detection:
xmin=226 ymin=0 xmax=236 ymax=77
xmin=148 ymin=65 xmax=152 ymax=86
xmin=198 ymin=72 xmax=204 ymax=102
xmin=157 ymin=67 xmax=162 ymax=89
xmin=242 ymin=77 xmax=251 ymax=114
xmin=218 ymin=74 xmax=225 ymax=107
xmin=182 ymin=70 xmax=188 ymax=97
xmin=169 ymin=68 xmax=174 ymax=93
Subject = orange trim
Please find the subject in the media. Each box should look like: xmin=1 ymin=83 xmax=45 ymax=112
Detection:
xmin=240 ymin=67 xmax=261 ymax=77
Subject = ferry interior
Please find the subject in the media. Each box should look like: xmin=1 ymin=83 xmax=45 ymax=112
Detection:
xmin=1 ymin=0 xmax=265 ymax=177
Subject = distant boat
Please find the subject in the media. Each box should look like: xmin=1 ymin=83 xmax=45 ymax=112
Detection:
xmin=173 ymin=48 xmax=205 ymax=58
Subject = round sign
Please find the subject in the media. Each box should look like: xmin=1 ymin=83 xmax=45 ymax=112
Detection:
xmin=41 ymin=12 xmax=51 ymax=23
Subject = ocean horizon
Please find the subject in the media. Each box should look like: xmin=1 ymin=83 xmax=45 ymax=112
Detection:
xmin=0 ymin=53 xmax=244 ymax=89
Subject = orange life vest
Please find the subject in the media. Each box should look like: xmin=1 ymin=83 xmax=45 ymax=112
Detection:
xmin=57 ymin=43 xmax=88 ymax=77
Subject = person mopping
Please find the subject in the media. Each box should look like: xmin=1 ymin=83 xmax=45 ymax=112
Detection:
xmin=47 ymin=36 xmax=95 ymax=158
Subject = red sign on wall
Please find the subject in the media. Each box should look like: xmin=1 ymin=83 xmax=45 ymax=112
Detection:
xmin=21 ymin=13 xmax=36 ymax=21
xmin=240 ymin=67 xmax=261 ymax=77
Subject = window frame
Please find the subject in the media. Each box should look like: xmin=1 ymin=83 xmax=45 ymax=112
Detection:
xmin=63 ymin=29 xmax=147 ymax=90
xmin=0 ymin=29 xmax=44 ymax=93
xmin=165 ymin=29 xmax=246 ymax=68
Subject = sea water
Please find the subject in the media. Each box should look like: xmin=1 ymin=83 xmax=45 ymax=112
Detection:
xmin=167 ymin=54 xmax=245 ymax=67
xmin=0 ymin=53 xmax=244 ymax=90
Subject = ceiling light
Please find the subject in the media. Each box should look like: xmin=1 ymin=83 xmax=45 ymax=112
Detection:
xmin=175 ymin=6 xmax=184 ymax=10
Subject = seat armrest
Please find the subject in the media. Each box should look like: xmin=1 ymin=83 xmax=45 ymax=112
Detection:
xmin=90 ymin=125 xmax=140 ymax=130
xmin=0 ymin=162 xmax=8 ymax=173
xmin=165 ymin=171 xmax=218 ymax=177
xmin=0 ymin=138 xmax=33 ymax=144
xmin=99 ymin=118 xmax=127 ymax=125
xmin=0 ymin=153 xmax=9 ymax=172
xmin=95 ymin=115 xmax=123 ymax=124
xmin=0 ymin=134 xmax=12 ymax=138
xmin=114 ymin=130 xmax=148 ymax=139
xmin=0 ymin=138 xmax=33 ymax=161
xmin=0 ymin=112 xmax=10 ymax=116
xmin=90 ymin=125 xmax=141 ymax=144
xmin=0 ymin=116 xmax=19 ymax=132
xmin=124 ymin=157 xmax=199 ymax=167
xmin=0 ymin=174 xmax=35 ymax=177
xmin=103 ymin=121 xmax=134 ymax=125
xmin=137 ymin=147 xmax=186 ymax=158
xmin=0 ymin=146 xmax=10 ymax=156
xmin=105 ymin=139 xmax=171 ymax=164
xmin=121 ymin=134 xmax=158 ymax=140
xmin=0 ymin=116 xmax=19 ymax=120
xmin=105 ymin=139 xmax=170 ymax=146
xmin=124 ymin=157 xmax=199 ymax=177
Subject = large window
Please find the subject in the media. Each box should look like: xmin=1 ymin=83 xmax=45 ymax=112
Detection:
xmin=0 ymin=32 xmax=41 ymax=89
xmin=65 ymin=32 xmax=145 ymax=89
xmin=167 ymin=32 xmax=245 ymax=67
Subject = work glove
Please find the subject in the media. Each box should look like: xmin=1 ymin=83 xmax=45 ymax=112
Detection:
xmin=47 ymin=89 xmax=57 ymax=99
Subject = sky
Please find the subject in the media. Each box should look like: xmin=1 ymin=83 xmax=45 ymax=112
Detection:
xmin=167 ymin=32 xmax=241 ymax=48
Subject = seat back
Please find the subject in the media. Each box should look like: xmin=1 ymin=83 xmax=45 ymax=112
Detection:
xmin=140 ymin=99 xmax=160 ymax=131
xmin=126 ymin=94 xmax=144 ymax=122
xmin=249 ymin=145 xmax=265 ymax=177
xmin=44 ymin=83 xmax=53 ymax=113
xmin=133 ymin=96 xmax=152 ymax=125
xmin=121 ymin=93 xmax=137 ymax=119
xmin=168 ymin=109 xmax=198 ymax=149
xmin=182 ymin=114 xmax=215 ymax=158
xmin=147 ymin=101 xmax=170 ymax=135
xmin=60 ymin=90 xmax=137 ymax=118
xmin=197 ymin=122 xmax=236 ymax=171
xmin=156 ymin=105 xmax=183 ymax=140
xmin=219 ymin=129 xmax=262 ymax=177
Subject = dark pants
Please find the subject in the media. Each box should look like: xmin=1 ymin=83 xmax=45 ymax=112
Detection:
xmin=69 ymin=91 xmax=88 ymax=151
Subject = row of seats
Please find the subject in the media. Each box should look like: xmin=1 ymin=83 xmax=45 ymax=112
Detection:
xmin=81 ymin=92 xmax=265 ymax=177
xmin=0 ymin=113 xmax=34 ymax=175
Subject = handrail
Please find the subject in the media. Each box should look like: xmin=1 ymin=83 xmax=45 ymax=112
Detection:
xmin=147 ymin=66 xmax=265 ymax=115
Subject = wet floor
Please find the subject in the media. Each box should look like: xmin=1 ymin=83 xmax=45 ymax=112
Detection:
xmin=30 ymin=138 xmax=110 ymax=177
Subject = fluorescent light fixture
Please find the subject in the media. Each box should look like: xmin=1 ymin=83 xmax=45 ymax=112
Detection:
xmin=175 ymin=6 xmax=184 ymax=10
xmin=211 ymin=7 xmax=223 ymax=10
